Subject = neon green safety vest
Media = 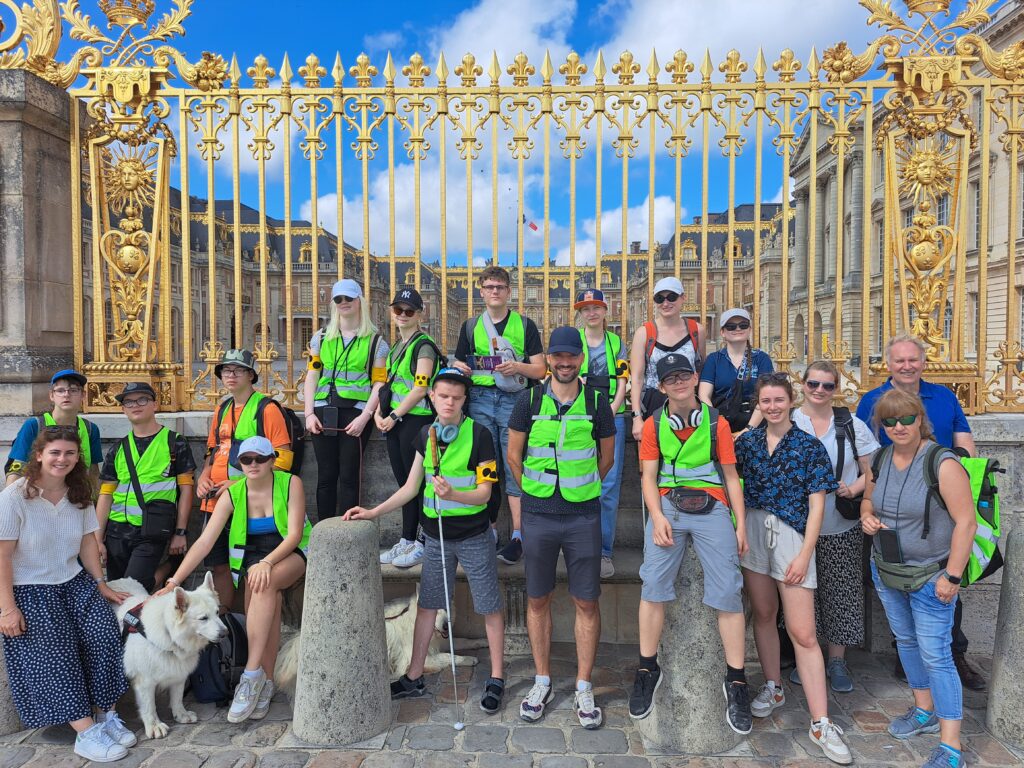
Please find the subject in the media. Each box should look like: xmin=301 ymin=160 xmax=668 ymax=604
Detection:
xmin=227 ymin=470 xmax=312 ymax=587
xmin=216 ymin=391 xmax=268 ymax=478
xmin=387 ymin=333 xmax=439 ymax=417
xmin=656 ymin=404 xmax=723 ymax=490
xmin=42 ymin=412 xmax=92 ymax=467
xmin=522 ymin=386 xmax=602 ymax=502
xmin=111 ymin=428 xmax=177 ymax=526
xmin=471 ymin=312 xmax=525 ymax=387
xmin=579 ymin=329 xmax=625 ymax=413
xmin=315 ymin=334 xmax=374 ymax=403
xmin=422 ymin=418 xmax=488 ymax=517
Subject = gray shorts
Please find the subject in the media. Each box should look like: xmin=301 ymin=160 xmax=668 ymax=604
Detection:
xmin=521 ymin=509 xmax=601 ymax=601
xmin=740 ymin=508 xmax=818 ymax=589
xmin=418 ymin=530 xmax=503 ymax=615
xmin=639 ymin=498 xmax=743 ymax=613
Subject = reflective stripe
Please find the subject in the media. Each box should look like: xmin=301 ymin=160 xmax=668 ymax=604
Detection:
xmin=522 ymin=467 xmax=554 ymax=485
xmin=658 ymin=460 xmax=720 ymax=485
xmin=424 ymin=472 xmax=476 ymax=491
xmin=558 ymin=471 xmax=601 ymax=489
xmin=525 ymin=446 xmax=596 ymax=461
xmin=117 ymin=479 xmax=176 ymax=493
xmin=976 ymin=524 xmax=997 ymax=544
xmin=530 ymin=414 xmax=592 ymax=422
xmin=972 ymin=541 xmax=990 ymax=567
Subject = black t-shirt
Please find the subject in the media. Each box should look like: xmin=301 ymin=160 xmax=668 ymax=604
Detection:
xmin=507 ymin=383 xmax=616 ymax=515
xmin=453 ymin=311 xmax=544 ymax=363
xmin=100 ymin=430 xmax=197 ymax=483
xmin=414 ymin=421 xmax=497 ymax=541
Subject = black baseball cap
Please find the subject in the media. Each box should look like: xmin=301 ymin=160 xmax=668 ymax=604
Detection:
xmin=433 ymin=367 xmax=472 ymax=389
xmin=390 ymin=287 xmax=424 ymax=311
xmin=547 ymin=326 xmax=583 ymax=355
xmin=656 ymin=353 xmax=696 ymax=382
xmin=115 ymin=382 xmax=157 ymax=403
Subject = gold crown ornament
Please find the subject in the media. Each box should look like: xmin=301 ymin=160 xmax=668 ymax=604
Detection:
xmin=99 ymin=0 xmax=156 ymax=27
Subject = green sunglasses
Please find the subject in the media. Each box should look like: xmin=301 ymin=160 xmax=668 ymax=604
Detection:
xmin=881 ymin=414 xmax=918 ymax=428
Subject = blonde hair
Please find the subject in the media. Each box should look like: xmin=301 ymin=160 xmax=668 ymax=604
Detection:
xmin=885 ymin=333 xmax=927 ymax=363
xmin=323 ymin=292 xmax=377 ymax=341
xmin=873 ymin=388 xmax=935 ymax=440
xmin=803 ymin=359 xmax=839 ymax=383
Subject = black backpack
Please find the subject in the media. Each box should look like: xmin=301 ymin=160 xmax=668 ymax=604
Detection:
xmin=216 ymin=396 xmax=306 ymax=475
xmin=188 ymin=612 xmax=248 ymax=705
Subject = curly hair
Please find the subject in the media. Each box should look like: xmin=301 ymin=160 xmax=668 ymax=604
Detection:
xmin=21 ymin=427 xmax=93 ymax=508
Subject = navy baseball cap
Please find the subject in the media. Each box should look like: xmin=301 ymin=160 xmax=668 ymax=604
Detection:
xmin=433 ymin=367 xmax=472 ymax=389
xmin=656 ymin=353 xmax=696 ymax=382
xmin=574 ymin=288 xmax=607 ymax=310
xmin=547 ymin=326 xmax=584 ymax=355
xmin=51 ymin=369 xmax=87 ymax=388
xmin=390 ymin=287 xmax=424 ymax=311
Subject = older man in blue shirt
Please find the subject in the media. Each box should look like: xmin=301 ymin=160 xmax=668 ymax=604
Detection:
xmin=856 ymin=334 xmax=982 ymax=691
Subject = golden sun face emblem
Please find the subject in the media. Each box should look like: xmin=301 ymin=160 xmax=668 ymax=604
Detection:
xmin=103 ymin=146 xmax=157 ymax=213
xmin=897 ymin=138 xmax=957 ymax=207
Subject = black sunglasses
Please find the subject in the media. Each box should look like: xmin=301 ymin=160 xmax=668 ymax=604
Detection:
xmin=722 ymin=321 xmax=750 ymax=332
xmin=392 ymin=305 xmax=416 ymax=318
xmin=239 ymin=454 xmax=274 ymax=466
xmin=805 ymin=379 xmax=836 ymax=392
xmin=757 ymin=372 xmax=790 ymax=383
xmin=881 ymin=414 xmax=918 ymax=428
xmin=333 ymin=295 xmax=356 ymax=304
xmin=654 ymin=291 xmax=680 ymax=304
xmin=44 ymin=425 xmax=79 ymax=437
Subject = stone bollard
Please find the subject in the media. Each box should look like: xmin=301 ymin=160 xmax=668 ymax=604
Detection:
xmin=635 ymin=545 xmax=741 ymax=755
xmin=293 ymin=519 xmax=390 ymax=745
xmin=988 ymin=528 xmax=1024 ymax=747
xmin=0 ymin=648 xmax=23 ymax=736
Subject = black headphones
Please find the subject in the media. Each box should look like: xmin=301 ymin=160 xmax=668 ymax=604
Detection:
xmin=432 ymin=414 xmax=465 ymax=445
xmin=664 ymin=402 xmax=702 ymax=430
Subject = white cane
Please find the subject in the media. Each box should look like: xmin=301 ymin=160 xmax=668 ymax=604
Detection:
xmin=430 ymin=426 xmax=465 ymax=731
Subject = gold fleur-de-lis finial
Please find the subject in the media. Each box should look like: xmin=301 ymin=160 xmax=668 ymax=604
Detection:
xmin=507 ymin=52 xmax=535 ymax=86
xmin=349 ymin=52 xmax=378 ymax=88
xmin=666 ymin=50 xmax=694 ymax=84
xmin=718 ymin=50 xmax=748 ymax=83
xmin=299 ymin=54 xmax=326 ymax=87
xmin=613 ymin=51 xmax=640 ymax=85
xmin=247 ymin=54 xmax=276 ymax=88
xmin=456 ymin=53 xmax=483 ymax=86
xmin=403 ymin=52 xmax=431 ymax=87
xmin=772 ymin=49 xmax=801 ymax=83
xmin=555 ymin=51 xmax=585 ymax=86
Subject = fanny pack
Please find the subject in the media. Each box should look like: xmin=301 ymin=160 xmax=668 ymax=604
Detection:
xmin=872 ymin=551 xmax=945 ymax=593
xmin=666 ymin=487 xmax=716 ymax=515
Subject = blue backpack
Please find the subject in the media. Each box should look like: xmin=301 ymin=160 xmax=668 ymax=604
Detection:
xmin=188 ymin=612 xmax=248 ymax=705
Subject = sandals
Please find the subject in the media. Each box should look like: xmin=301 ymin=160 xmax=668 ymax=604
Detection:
xmin=480 ymin=677 xmax=505 ymax=714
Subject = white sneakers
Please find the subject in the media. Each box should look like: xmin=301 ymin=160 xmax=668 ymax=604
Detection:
xmin=99 ymin=711 xmax=137 ymax=747
xmin=381 ymin=539 xmax=425 ymax=568
xmin=750 ymin=681 xmax=786 ymax=717
xmin=810 ymin=717 xmax=853 ymax=764
xmin=250 ymin=679 xmax=275 ymax=721
xmin=228 ymin=668 xmax=267 ymax=723
xmin=74 ymin=721 xmax=128 ymax=763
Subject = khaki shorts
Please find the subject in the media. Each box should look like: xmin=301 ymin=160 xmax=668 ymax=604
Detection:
xmin=740 ymin=508 xmax=817 ymax=589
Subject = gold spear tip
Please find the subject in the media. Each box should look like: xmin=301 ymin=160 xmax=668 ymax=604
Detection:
xmin=647 ymin=50 xmax=660 ymax=80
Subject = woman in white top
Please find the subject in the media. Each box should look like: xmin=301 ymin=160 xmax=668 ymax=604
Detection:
xmin=0 ymin=427 xmax=135 ymax=763
xmin=790 ymin=360 xmax=879 ymax=693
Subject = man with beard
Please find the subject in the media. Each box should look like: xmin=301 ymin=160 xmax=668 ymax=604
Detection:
xmin=507 ymin=327 xmax=616 ymax=730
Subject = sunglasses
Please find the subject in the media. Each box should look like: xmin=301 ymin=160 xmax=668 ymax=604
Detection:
xmin=653 ymin=291 xmax=680 ymax=304
xmin=805 ymin=379 xmax=836 ymax=392
xmin=722 ymin=322 xmax=750 ymax=332
xmin=238 ymin=454 xmax=275 ymax=466
xmin=881 ymin=414 xmax=918 ymax=428
xmin=43 ymin=425 xmax=79 ymax=437
xmin=333 ymin=295 xmax=356 ymax=304
xmin=392 ymin=305 xmax=417 ymax=318
xmin=121 ymin=397 xmax=154 ymax=408
xmin=758 ymin=371 xmax=790 ymax=383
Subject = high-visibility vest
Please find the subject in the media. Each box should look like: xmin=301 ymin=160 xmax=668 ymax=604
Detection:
xmin=110 ymin=428 xmax=177 ymax=526
xmin=41 ymin=412 xmax=93 ymax=467
xmin=315 ymin=334 xmax=374 ymax=403
xmin=521 ymin=386 xmax=602 ymax=502
xmin=579 ymin=329 xmax=625 ymax=413
xmin=656 ymin=403 xmax=723 ymax=490
xmin=422 ymin=418 xmax=488 ymax=517
xmin=227 ymin=470 xmax=312 ymax=587
xmin=387 ymin=333 xmax=440 ymax=417
xmin=471 ymin=312 xmax=525 ymax=387
xmin=215 ymin=392 xmax=267 ymax=479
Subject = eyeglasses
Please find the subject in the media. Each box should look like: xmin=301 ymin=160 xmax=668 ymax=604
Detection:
xmin=121 ymin=396 xmax=153 ymax=408
xmin=653 ymin=291 xmax=680 ymax=304
xmin=333 ymin=295 xmax=356 ymax=304
xmin=481 ymin=283 xmax=508 ymax=293
xmin=51 ymin=387 xmax=83 ymax=396
xmin=661 ymin=373 xmax=693 ymax=386
xmin=239 ymin=454 xmax=274 ymax=466
xmin=722 ymin=322 xmax=750 ymax=332
xmin=805 ymin=379 xmax=836 ymax=392
xmin=392 ymin=306 xmax=417 ymax=318
xmin=881 ymin=414 xmax=918 ymax=428
xmin=220 ymin=366 xmax=249 ymax=377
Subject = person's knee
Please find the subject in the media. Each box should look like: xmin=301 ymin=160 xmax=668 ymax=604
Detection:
xmin=751 ymin=601 xmax=777 ymax=625
xmin=527 ymin=595 xmax=552 ymax=613
xmin=572 ymin=597 xmax=600 ymax=617
xmin=789 ymin=626 xmax=818 ymax=650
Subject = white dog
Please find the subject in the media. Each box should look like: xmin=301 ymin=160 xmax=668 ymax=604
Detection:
xmin=109 ymin=573 xmax=227 ymax=739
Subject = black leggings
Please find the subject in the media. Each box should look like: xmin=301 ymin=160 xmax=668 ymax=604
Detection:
xmin=311 ymin=407 xmax=374 ymax=520
xmin=105 ymin=521 xmax=168 ymax=592
xmin=384 ymin=414 xmax=432 ymax=541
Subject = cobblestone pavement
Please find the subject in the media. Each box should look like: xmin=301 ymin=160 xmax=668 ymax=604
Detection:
xmin=0 ymin=644 xmax=1019 ymax=768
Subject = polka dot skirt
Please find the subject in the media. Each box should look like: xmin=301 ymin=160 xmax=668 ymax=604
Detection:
xmin=3 ymin=569 xmax=128 ymax=728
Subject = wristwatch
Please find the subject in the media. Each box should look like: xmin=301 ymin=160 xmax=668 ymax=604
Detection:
xmin=631 ymin=410 xmax=643 ymax=418
xmin=174 ymin=528 xmax=188 ymax=537
xmin=943 ymin=570 xmax=962 ymax=585
xmin=388 ymin=412 xmax=402 ymax=422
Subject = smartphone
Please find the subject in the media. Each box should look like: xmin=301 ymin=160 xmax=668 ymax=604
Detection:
xmin=876 ymin=529 xmax=904 ymax=564
xmin=321 ymin=406 xmax=340 ymax=431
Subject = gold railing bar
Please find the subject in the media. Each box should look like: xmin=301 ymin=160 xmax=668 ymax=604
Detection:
xmin=859 ymin=88 xmax=874 ymax=386
xmin=231 ymin=86 xmax=243 ymax=348
xmin=70 ymin=103 xmax=83 ymax=373
xmin=978 ymin=83 xmax=991 ymax=383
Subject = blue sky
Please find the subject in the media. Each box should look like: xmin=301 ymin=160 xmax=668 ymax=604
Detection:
xmin=65 ymin=0 xmax=995 ymax=267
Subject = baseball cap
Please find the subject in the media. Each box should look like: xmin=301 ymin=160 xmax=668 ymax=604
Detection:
xmin=215 ymin=348 xmax=258 ymax=383
xmin=390 ymin=287 xmax=424 ymax=311
xmin=656 ymin=353 xmax=696 ymax=382
xmin=331 ymin=279 xmax=363 ymax=300
xmin=238 ymin=436 xmax=275 ymax=458
xmin=653 ymin=276 xmax=684 ymax=297
xmin=720 ymin=308 xmax=751 ymax=328
xmin=115 ymin=382 xmax=157 ymax=403
xmin=50 ymin=369 xmax=87 ymax=388
xmin=547 ymin=326 xmax=584 ymax=355
xmin=433 ymin=367 xmax=473 ymax=389
xmin=574 ymin=288 xmax=607 ymax=310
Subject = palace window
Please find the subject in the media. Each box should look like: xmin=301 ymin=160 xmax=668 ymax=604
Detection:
xmin=936 ymin=194 xmax=950 ymax=227
xmin=876 ymin=219 xmax=884 ymax=274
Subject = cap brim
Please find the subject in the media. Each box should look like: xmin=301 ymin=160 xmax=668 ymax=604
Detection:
xmin=547 ymin=346 xmax=583 ymax=355
xmin=434 ymin=373 xmax=471 ymax=387
xmin=53 ymin=373 xmax=87 ymax=387
xmin=573 ymin=300 xmax=607 ymax=310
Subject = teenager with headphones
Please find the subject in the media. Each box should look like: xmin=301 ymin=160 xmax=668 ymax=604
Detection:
xmin=343 ymin=368 xmax=507 ymax=714
xmin=629 ymin=352 xmax=752 ymax=734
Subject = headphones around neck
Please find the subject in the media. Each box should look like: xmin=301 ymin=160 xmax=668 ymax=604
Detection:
xmin=664 ymin=402 xmax=703 ymax=430
xmin=432 ymin=414 xmax=465 ymax=445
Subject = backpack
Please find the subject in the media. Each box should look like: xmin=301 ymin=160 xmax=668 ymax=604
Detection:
xmin=216 ymin=397 xmax=306 ymax=475
xmin=188 ymin=612 xmax=248 ymax=705
xmin=831 ymin=407 xmax=863 ymax=521
xmin=643 ymin=318 xmax=703 ymax=373
xmin=870 ymin=444 xmax=1004 ymax=587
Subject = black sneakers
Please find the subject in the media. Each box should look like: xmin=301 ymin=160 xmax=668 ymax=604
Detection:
xmin=497 ymin=538 xmax=523 ymax=564
xmin=724 ymin=680 xmax=753 ymax=734
xmin=628 ymin=667 xmax=663 ymax=720
xmin=390 ymin=674 xmax=425 ymax=699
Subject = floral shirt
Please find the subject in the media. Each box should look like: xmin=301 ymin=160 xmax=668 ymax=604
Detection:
xmin=735 ymin=424 xmax=838 ymax=535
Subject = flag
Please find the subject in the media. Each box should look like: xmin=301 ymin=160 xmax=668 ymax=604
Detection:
xmin=528 ymin=221 xmax=539 ymax=232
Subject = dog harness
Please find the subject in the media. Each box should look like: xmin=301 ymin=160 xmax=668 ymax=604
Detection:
xmin=120 ymin=603 xmax=147 ymax=643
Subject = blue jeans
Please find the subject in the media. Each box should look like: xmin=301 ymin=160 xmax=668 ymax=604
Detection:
xmin=468 ymin=386 xmax=521 ymax=498
xmin=870 ymin=562 xmax=962 ymax=720
xmin=599 ymin=414 xmax=626 ymax=558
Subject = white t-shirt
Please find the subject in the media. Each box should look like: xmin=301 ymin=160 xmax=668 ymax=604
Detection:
xmin=792 ymin=408 xmax=881 ymax=536
xmin=0 ymin=479 xmax=99 ymax=585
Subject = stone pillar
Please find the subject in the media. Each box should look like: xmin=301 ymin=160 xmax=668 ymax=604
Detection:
xmin=635 ymin=546 xmax=741 ymax=755
xmin=987 ymin=528 xmax=1024 ymax=747
xmin=0 ymin=70 xmax=75 ymax=415
xmin=292 ymin=519 xmax=390 ymax=745
xmin=793 ymin=188 xmax=808 ymax=289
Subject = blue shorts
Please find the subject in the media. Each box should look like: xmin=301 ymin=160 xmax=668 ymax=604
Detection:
xmin=468 ymin=386 xmax=521 ymax=498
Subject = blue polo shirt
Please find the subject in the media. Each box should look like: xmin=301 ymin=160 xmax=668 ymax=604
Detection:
xmin=855 ymin=378 xmax=971 ymax=449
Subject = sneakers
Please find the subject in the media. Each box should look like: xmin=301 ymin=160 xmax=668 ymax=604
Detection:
xmin=228 ymin=668 xmax=267 ymax=723
xmin=250 ymin=679 xmax=275 ymax=721
xmin=923 ymin=746 xmax=966 ymax=768
xmin=600 ymin=556 xmax=615 ymax=579
xmin=724 ymin=681 xmax=753 ymax=735
xmin=74 ymin=722 xmax=129 ymax=763
xmin=519 ymin=681 xmax=552 ymax=722
xmin=393 ymin=541 xmax=425 ymax=568
xmin=381 ymin=539 xmax=414 ymax=565
xmin=954 ymin=653 xmax=986 ymax=692
xmin=827 ymin=657 xmax=854 ymax=693
xmin=497 ymin=537 xmax=523 ymax=564
xmin=99 ymin=711 xmax=137 ymax=747
xmin=390 ymin=674 xmax=426 ymax=699
xmin=750 ymin=681 xmax=785 ymax=717
xmin=480 ymin=677 xmax=505 ymax=714
xmin=628 ymin=667 xmax=663 ymax=720
xmin=888 ymin=706 xmax=940 ymax=739
xmin=809 ymin=717 xmax=853 ymax=764
xmin=573 ymin=688 xmax=603 ymax=730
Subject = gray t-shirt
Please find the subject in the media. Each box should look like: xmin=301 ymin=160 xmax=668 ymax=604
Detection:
xmin=587 ymin=343 xmax=608 ymax=377
xmin=870 ymin=441 xmax=959 ymax=566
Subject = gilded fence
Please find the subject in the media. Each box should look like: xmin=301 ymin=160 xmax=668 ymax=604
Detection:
xmin=1 ymin=0 xmax=1024 ymax=412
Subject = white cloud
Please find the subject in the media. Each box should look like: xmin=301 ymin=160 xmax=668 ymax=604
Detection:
xmin=768 ymin=178 xmax=795 ymax=204
xmin=363 ymin=30 xmax=406 ymax=55
xmin=555 ymin=194 xmax=680 ymax=265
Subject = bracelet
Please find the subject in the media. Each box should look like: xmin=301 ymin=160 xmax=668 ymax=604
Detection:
xmin=166 ymin=577 xmax=180 ymax=587
xmin=304 ymin=412 xmax=315 ymax=419
xmin=260 ymin=559 xmax=274 ymax=568
xmin=174 ymin=528 xmax=188 ymax=537
xmin=943 ymin=570 xmax=963 ymax=585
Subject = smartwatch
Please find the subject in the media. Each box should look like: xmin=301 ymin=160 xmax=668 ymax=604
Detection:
xmin=174 ymin=528 xmax=189 ymax=537
xmin=388 ymin=412 xmax=402 ymax=422
xmin=943 ymin=570 xmax=962 ymax=585
xmin=631 ymin=410 xmax=643 ymax=418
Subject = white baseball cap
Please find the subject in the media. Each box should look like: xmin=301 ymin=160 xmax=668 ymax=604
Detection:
xmin=331 ymin=279 xmax=363 ymax=300
xmin=720 ymin=308 xmax=751 ymax=328
xmin=653 ymin=276 xmax=684 ymax=297
xmin=238 ymin=436 xmax=275 ymax=457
